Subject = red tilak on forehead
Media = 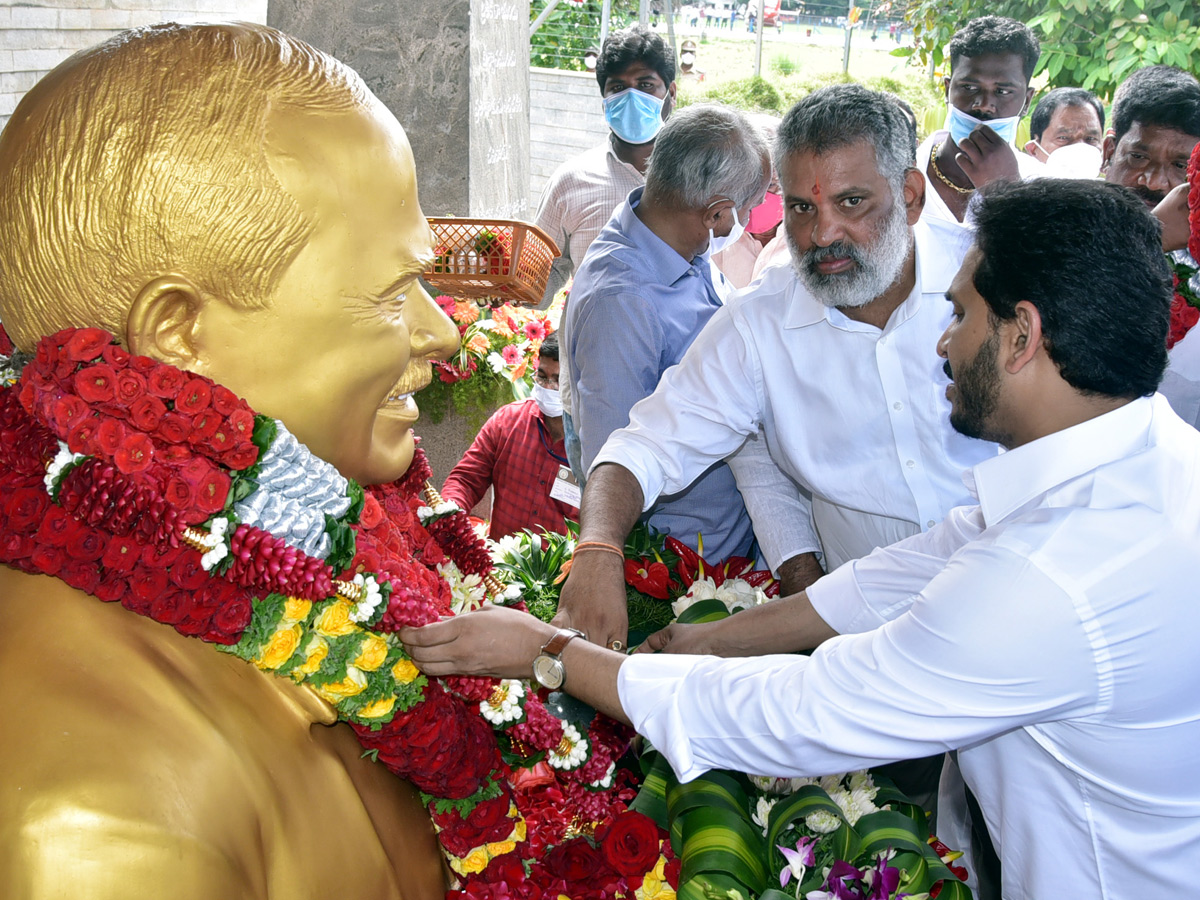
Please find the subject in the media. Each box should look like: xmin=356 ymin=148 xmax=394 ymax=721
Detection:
xmin=812 ymin=181 xmax=821 ymax=197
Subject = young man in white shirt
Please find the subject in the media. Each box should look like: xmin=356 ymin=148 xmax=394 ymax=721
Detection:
xmin=917 ymin=15 xmax=1044 ymax=246
xmin=403 ymin=177 xmax=1200 ymax=899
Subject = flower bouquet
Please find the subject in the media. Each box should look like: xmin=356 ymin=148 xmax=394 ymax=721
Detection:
xmin=419 ymin=296 xmax=557 ymax=429
xmin=491 ymin=527 xmax=973 ymax=900
xmin=490 ymin=524 xmax=780 ymax=645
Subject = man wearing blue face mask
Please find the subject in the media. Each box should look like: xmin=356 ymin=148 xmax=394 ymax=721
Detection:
xmin=917 ymin=16 xmax=1043 ymax=248
xmin=534 ymin=25 xmax=677 ymax=490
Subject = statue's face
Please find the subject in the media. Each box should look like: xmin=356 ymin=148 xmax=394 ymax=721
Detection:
xmin=193 ymin=98 xmax=458 ymax=484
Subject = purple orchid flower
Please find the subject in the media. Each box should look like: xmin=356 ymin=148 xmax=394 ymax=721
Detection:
xmin=777 ymin=835 xmax=818 ymax=888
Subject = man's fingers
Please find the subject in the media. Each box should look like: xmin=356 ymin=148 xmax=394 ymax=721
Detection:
xmin=398 ymin=618 xmax=460 ymax=648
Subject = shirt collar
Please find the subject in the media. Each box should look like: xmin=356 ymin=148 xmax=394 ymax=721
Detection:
xmin=964 ymin=396 xmax=1157 ymax=526
xmin=783 ymin=220 xmax=949 ymax=330
xmin=619 ymin=186 xmax=704 ymax=286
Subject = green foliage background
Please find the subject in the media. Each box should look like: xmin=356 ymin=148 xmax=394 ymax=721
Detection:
xmin=898 ymin=0 xmax=1200 ymax=101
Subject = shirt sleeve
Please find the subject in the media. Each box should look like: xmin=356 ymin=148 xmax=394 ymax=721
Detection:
xmin=572 ymin=289 xmax=667 ymax=473
xmin=806 ymin=503 xmax=982 ymax=634
xmin=439 ymin=410 xmax=503 ymax=512
xmin=535 ymin=174 xmax=574 ymax=297
xmin=592 ymin=302 xmax=764 ymax=508
xmin=619 ymin=540 xmax=1100 ymax=783
xmin=725 ymin=429 xmax=821 ymax=570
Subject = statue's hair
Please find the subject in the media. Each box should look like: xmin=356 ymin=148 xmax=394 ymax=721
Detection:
xmin=0 ymin=22 xmax=370 ymax=351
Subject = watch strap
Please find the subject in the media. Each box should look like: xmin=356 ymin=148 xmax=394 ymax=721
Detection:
xmin=540 ymin=627 xmax=585 ymax=658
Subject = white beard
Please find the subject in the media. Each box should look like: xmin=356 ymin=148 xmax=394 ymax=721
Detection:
xmin=788 ymin=195 xmax=912 ymax=309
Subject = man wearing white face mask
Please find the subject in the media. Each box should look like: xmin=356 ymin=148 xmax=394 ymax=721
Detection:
xmin=441 ymin=334 xmax=580 ymax=539
xmin=561 ymin=103 xmax=768 ymax=563
xmin=916 ymin=16 xmax=1044 ymax=250
xmin=1022 ymin=86 xmax=1106 ymax=179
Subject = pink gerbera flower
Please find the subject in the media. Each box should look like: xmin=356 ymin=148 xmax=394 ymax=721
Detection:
xmin=501 ymin=344 xmax=522 ymax=366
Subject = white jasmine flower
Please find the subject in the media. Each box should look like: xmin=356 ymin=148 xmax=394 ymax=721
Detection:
xmin=43 ymin=442 xmax=85 ymax=496
xmin=479 ymin=679 xmax=525 ymax=725
xmin=349 ymin=574 xmax=383 ymax=623
xmin=503 ymin=583 xmax=522 ymax=600
xmin=548 ymin=721 xmax=589 ymax=770
xmin=433 ymin=500 xmax=460 ymax=515
xmin=199 ymin=518 xmax=231 ymax=571
xmin=589 ymin=761 xmax=616 ymax=789
xmin=417 ymin=505 xmax=435 ymax=522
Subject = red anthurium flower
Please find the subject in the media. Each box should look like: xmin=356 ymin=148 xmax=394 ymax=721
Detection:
xmin=623 ymin=558 xmax=672 ymax=599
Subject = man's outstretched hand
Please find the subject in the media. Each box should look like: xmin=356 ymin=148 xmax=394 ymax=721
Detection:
xmin=401 ymin=604 xmax=555 ymax=679
xmin=552 ymin=548 xmax=629 ymax=650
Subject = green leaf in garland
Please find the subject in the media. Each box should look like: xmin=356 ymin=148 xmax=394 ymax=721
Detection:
xmin=629 ymin=750 xmax=672 ymax=830
xmin=324 ymin=512 xmax=357 ymax=573
xmin=676 ymin=598 xmax=732 ymax=625
xmin=249 ymin=415 xmax=278 ymax=472
xmin=344 ymin=479 xmax=365 ymax=524
xmin=677 ymin=806 xmax=767 ymax=895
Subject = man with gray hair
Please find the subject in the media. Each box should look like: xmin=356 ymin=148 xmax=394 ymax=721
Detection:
xmin=561 ymin=103 xmax=768 ymax=563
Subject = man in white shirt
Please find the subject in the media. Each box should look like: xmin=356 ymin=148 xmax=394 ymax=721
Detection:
xmin=554 ymin=84 xmax=998 ymax=652
xmin=917 ymin=16 xmax=1044 ymax=250
xmin=404 ymin=177 xmax=1200 ymax=898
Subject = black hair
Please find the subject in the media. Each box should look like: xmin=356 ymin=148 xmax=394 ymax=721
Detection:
xmin=972 ymin=179 xmax=1170 ymax=399
xmin=1029 ymin=87 xmax=1105 ymax=140
xmin=949 ymin=16 xmax=1040 ymax=83
xmin=538 ymin=331 xmax=559 ymax=361
xmin=1110 ymin=65 xmax=1200 ymax=143
xmin=595 ymin=25 xmax=675 ymax=92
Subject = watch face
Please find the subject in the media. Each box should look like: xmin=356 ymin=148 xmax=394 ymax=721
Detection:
xmin=533 ymin=654 xmax=565 ymax=690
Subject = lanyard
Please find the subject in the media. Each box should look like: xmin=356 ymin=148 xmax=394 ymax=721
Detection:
xmin=536 ymin=418 xmax=569 ymax=465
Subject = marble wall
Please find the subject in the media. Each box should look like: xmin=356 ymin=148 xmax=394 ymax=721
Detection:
xmin=268 ymin=0 xmax=530 ymax=219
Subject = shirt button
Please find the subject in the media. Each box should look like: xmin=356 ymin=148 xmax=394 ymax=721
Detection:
xmin=906 ymin=459 xmax=915 ymax=468
xmin=927 ymin=520 xmax=936 ymax=528
xmin=879 ymin=336 xmax=888 ymax=346
xmin=892 ymin=401 xmax=903 ymax=411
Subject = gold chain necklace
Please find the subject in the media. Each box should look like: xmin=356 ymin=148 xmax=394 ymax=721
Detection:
xmin=929 ymin=141 xmax=975 ymax=195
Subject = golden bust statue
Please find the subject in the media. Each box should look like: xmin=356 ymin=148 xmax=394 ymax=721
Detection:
xmin=0 ymin=22 xmax=457 ymax=899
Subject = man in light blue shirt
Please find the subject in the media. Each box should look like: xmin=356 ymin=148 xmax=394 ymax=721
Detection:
xmin=562 ymin=103 xmax=768 ymax=565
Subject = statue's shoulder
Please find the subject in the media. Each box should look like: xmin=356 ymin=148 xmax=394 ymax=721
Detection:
xmin=0 ymin=566 xmax=446 ymax=900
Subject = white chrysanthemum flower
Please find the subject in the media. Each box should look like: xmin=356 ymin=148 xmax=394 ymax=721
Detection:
xmin=805 ymin=810 xmax=841 ymax=834
xmin=589 ymin=760 xmax=616 ymax=789
xmin=43 ymin=442 xmax=85 ymax=496
xmin=503 ymin=583 xmax=522 ymax=600
xmin=490 ymin=533 xmax=525 ymax=564
xmin=847 ymin=770 xmax=877 ymax=798
xmin=479 ymin=679 xmax=525 ymax=725
xmin=750 ymin=796 xmax=778 ymax=835
xmin=548 ymin=721 xmax=589 ymax=770
xmin=349 ymin=574 xmax=383 ymax=623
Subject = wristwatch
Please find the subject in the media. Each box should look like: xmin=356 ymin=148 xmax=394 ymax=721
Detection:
xmin=532 ymin=627 xmax=586 ymax=690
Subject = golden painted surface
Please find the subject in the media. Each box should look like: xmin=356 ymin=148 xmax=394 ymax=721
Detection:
xmin=0 ymin=22 xmax=458 ymax=899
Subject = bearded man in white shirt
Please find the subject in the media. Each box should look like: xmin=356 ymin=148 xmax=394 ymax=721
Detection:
xmin=552 ymin=83 xmax=999 ymax=652
xmin=404 ymin=177 xmax=1200 ymax=899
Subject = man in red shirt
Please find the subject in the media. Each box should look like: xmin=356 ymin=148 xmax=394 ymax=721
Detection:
xmin=441 ymin=334 xmax=580 ymax=538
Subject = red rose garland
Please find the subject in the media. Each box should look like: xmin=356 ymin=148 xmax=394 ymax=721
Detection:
xmin=0 ymin=327 xmax=674 ymax=900
xmin=1169 ymin=141 xmax=1200 ymax=350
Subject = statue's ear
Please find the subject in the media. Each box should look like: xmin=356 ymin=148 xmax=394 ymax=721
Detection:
xmin=125 ymin=276 xmax=205 ymax=369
